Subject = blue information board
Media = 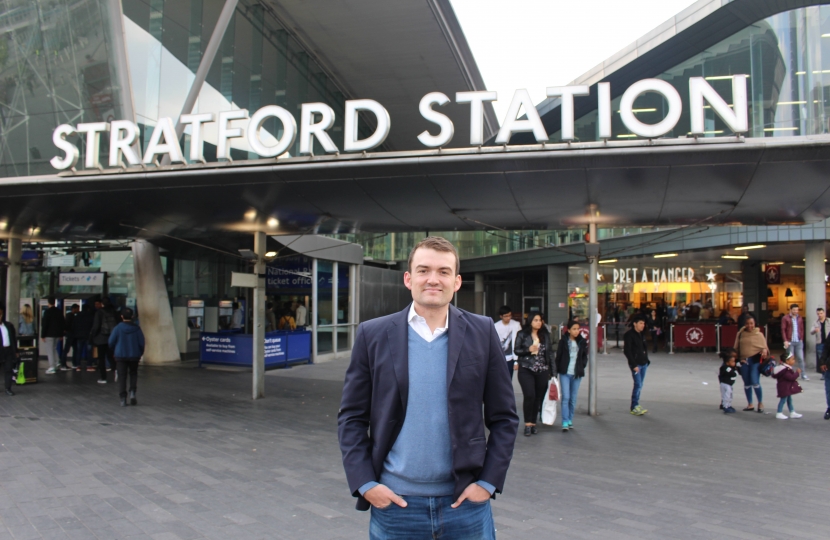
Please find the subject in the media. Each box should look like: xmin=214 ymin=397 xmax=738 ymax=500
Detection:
xmin=199 ymin=330 xmax=311 ymax=369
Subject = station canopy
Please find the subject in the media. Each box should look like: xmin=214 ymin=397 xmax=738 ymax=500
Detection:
xmin=2 ymin=134 xmax=830 ymax=251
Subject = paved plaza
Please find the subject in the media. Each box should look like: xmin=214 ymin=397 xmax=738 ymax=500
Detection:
xmin=0 ymin=350 xmax=828 ymax=540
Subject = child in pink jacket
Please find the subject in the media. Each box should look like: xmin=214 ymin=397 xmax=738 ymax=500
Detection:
xmin=773 ymin=352 xmax=803 ymax=420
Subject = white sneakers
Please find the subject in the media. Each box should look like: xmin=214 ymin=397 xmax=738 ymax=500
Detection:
xmin=776 ymin=411 xmax=803 ymax=419
xmin=45 ymin=368 xmax=56 ymax=374
xmin=789 ymin=411 xmax=803 ymax=419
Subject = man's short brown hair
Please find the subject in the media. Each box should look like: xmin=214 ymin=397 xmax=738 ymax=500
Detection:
xmin=407 ymin=236 xmax=460 ymax=275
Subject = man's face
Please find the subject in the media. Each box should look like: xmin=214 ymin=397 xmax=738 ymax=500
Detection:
xmin=819 ymin=310 xmax=826 ymax=321
xmin=404 ymin=248 xmax=461 ymax=310
xmin=791 ymin=306 xmax=799 ymax=317
xmin=634 ymin=320 xmax=645 ymax=332
xmin=500 ymin=313 xmax=512 ymax=324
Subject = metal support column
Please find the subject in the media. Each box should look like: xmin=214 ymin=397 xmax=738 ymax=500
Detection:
xmin=348 ymin=264 xmax=358 ymax=349
xmin=5 ymin=238 xmax=21 ymax=330
xmin=311 ymin=259 xmax=318 ymax=363
xmin=805 ymin=241 xmax=826 ymax=371
xmin=588 ymin=220 xmax=599 ymax=416
xmin=252 ymin=232 xmax=266 ymax=400
xmin=332 ymin=261 xmax=338 ymax=356
xmin=474 ymin=273 xmax=484 ymax=315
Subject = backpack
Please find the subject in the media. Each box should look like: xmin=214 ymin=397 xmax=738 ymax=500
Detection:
xmin=100 ymin=311 xmax=117 ymax=336
xmin=759 ymin=356 xmax=775 ymax=377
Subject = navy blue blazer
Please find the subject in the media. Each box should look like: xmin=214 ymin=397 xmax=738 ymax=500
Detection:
xmin=338 ymin=304 xmax=519 ymax=511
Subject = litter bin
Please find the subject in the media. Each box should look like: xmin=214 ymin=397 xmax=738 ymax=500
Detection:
xmin=15 ymin=336 xmax=38 ymax=384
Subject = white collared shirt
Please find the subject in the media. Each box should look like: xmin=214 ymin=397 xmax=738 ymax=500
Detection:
xmin=0 ymin=323 xmax=9 ymax=347
xmin=408 ymin=303 xmax=449 ymax=343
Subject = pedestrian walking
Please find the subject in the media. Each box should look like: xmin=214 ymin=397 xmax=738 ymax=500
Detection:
xmin=781 ymin=304 xmax=808 ymax=380
xmin=515 ymin=313 xmax=555 ymax=436
xmin=90 ymin=298 xmax=117 ymax=384
xmin=810 ymin=307 xmax=827 ymax=381
xmin=734 ymin=314 xmax=769 ymax=413
xmin=61 ymin=304 xmax=80 ymax=370
xmin=494 ymin=305 xmax=522 ymax=380
xmin=108 ymin=308 xmax=145 ymax=407
xmin=554 ymin=320 xmax=588 ymax=431
xmin=338 ymin=237 xmax=518 ymax=539
xmin=265 ymin=302 xmax=277 ymax=332
xmin=773 ymin=352 xmax=803 ymax=420
xmin=293 ymin=301 xmax=307 ymax=327
xmin=624 ymin=316 xmax=650 ymax=415
xmin=40 ymin=297 xmax=65 ymax=375
xmin=718 ymin=348 xmax=738 ymax=414
xmin=0 ymin=303 xmax=19 ymax=396
xmin=231 ymin=302 xmax=243 ymax=330
xmin=647 ymin=309 xmax=660 ymax=353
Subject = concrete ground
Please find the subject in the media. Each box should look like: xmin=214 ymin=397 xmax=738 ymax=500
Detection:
xmin=0 ymin=350 xmax=827 ymax=540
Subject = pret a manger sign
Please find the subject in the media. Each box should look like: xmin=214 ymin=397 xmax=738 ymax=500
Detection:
xmin=613 ymin=267 xmax=696 ymax=284
xmin=50 ymin=76 xmax=748 ymax=171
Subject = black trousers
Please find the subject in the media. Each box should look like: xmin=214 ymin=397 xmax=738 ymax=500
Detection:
xmin=506 ymin=360 xmax=516 ymax=381
xmin=95 ymin=344 xmax=113 ymax=380
xmin=116 ymin=359 xmax=139 ymax=399
xmin=518 ymin=367 xmax=548 ymax=424
xmin=0 ymin=356 xmax=13 ymax=390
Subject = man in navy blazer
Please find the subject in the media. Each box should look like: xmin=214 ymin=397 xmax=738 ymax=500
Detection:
xmin=338 ymin=237 xmax=519 ymax=539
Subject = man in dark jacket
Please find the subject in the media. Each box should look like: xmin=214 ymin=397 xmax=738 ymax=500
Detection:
xmin=0 ymin=302 xmax=19 ymax=395
xmin=624 ymin=316 xmax=650 ymax=416
xmin=108 ymin=308 xmax=145 ymax=407
xmin=73 ymin=304 xmax=95 ymax=371
xmin=90 ymin=298 xmax=117 ymax=384
xmin=40 ymin=297 xmax=65 ymax=375
xmin=61 ymin=304 xmax=80 ymax=371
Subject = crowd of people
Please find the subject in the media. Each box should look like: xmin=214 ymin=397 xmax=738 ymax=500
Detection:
xmin=4 ymin=297 xmax=145 ymax=406
xmin=495 ymin=302 xmax=830 ymax=428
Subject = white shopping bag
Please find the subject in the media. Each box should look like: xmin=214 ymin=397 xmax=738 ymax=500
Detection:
xmin=541 ymin=377 xmax=560 ymax=425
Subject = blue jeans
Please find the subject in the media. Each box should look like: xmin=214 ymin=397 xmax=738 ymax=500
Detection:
xmin=777 ymin=396 xmax=794 ymax=413
xmin=630 ymin=363 xmax=648 ymax=410
xmin=824 ymin=370 xmax=830 ymax=409
xmin=559 ymin=374 xmax=581 ymax=424
xmin=740 ymin=355 xmax=763 ymax=405
xmin=816 ymin=343 xmax=823 ymax=374
xmin=370 ymin=495 xmax=495 ymax=540
xmin=787 ymin=341 xmax=805 ymax=373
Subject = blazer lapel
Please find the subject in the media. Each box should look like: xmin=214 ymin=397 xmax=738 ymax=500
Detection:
xmin=446 ymin=305 xmax=467 ymax=385
xmin=388 ymin=305 xmax=411 ymax=413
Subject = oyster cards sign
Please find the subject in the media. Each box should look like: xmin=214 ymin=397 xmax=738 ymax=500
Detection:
xmin=50 ymin=76 xmax=748 ymax=170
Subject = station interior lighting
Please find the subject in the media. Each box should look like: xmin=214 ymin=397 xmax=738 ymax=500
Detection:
xmin=653 ymin=253 xmax=678 ymax=258
xmin=722 ymin=255 xmax=748 ymax=259
xmin=598 ymin=259 xmax=617 ymax=264
xmin=734 ymin=245 xmax=766 ymax=250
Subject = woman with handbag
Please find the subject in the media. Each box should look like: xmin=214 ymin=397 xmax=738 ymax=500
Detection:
xmin=554 ymin=321 xmax=588 ymax=432
xmin=515 ymin=313 xmax=555 ymax=436
xmin=733 ymin=314 xmax=769 ymax=413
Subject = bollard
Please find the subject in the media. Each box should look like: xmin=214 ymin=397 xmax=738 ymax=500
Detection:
xmin=716 ymin=324 xmax=721 ymax=354
xmin=602 ymin=324 xmax=608 ymax=355
xmin=669 ymin=324 xmax=674 ymax=354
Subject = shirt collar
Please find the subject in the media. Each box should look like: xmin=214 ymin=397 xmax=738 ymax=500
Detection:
xmin=408 ymin=303 xmax=449 ymax=330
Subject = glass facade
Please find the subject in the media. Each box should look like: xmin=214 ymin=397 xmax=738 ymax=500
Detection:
xmin=122 ymin=0 xmax=359 ymax=162
xmin=556 ymin=5 xmax=830 ymax=142
xmin=0 ymin=0 xmax=130 ymax=177
xmin=334 ymin=227 xmax=665 ymax=262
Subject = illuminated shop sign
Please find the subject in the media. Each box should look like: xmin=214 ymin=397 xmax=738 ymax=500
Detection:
xmin=50 ymin=76 xmax=748 ymax=171
xmin=613 ymin=267 xmax=696 ymax=284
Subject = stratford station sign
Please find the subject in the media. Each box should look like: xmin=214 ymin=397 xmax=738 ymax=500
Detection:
xmin=50 ymin=76 xmax=748 ymax=171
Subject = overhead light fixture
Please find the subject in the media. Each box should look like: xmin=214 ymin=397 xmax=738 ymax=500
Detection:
xmin=243 ymin=209 xmax=257 ymax=221
xmin=764 ymin=127 xmax=799 ymax=131
xmin=792 ymin=265 xmax=805 ymax=269
xmin=598 ymin=259 xmax=617 ymax=264
xmin=0 ymin=221 xmax=6 ymax=230
xmin=722 ymin=255 xmax=748 ymax=259
xmin=267 ymin=218 xmax=279 ymax=228
xmin=264 ymin=251 xmax=277 ymax=258
xmin=705 ymin=75 xmax=749 ymax=80
xmin=617 ymin=134 xmax=637 ymax=138
xmin=785 ymin=288 xmax=794 ymax=297
xmin=653 ymin=253 xmax=678 ymax=258
xmin=778 ymin=101 xmax=806 ymax=105
xmin=734 ymin=245 xmax=766 ymax=250
xmin=766 ymin=261 xmax=785 ymax=265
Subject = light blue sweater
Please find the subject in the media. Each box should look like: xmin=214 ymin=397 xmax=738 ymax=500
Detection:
xmin=378 ymin=330 xmax=454 ymax=496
